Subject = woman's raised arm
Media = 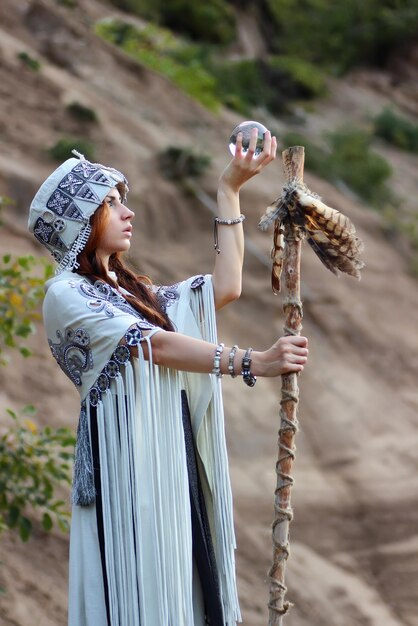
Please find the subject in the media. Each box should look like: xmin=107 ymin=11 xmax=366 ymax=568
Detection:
xmin=211 ymin=127 xmax=277 ymax=310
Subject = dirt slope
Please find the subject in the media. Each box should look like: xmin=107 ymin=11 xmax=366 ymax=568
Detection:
xmin=1 ymin=1 xmax=418 ymax=625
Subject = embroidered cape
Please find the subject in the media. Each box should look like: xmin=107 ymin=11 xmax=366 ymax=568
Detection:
xmin=43 ymin=271 xmax=241 ymax=626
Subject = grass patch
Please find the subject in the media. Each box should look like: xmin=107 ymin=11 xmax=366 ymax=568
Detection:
xmin=95 ymin=20 xmax=220 ymax=111
xmin=17 ymin=52 xmax=41 ymax=72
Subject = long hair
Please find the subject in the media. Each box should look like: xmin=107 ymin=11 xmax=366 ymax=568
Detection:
xmin=76 ymin=202 xmax=174 ymax=331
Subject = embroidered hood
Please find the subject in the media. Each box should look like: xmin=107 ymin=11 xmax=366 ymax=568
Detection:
xmin=28 ymin=152 xmax=128 ymax=274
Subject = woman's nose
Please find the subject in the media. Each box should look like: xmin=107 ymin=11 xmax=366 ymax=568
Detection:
xmin=122 ymin=205 xmax=135 ymax=219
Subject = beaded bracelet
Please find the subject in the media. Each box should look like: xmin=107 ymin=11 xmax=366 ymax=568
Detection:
xmin=213 ymin=214 xmax=246 ymax=254
xmin=212 ymin=342 xmax=225 ymax=378
xmin=228 ymin=345 xmax=238 ymax=378
xmin=241 ymin=347 xmax=257 ymax=387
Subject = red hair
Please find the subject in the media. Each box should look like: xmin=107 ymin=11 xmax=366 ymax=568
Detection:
xmin=76 ymin=202 xmax=174 ymax=331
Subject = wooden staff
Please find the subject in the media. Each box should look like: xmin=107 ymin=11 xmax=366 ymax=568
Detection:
xmin=260 ymin=144 xmax=364 ymax=624
xmin=268 ymin=146 xmax=304 ymax=625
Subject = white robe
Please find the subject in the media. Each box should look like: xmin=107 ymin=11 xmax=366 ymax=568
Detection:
xmin=43 ymin=271 xmax=241 ymax=626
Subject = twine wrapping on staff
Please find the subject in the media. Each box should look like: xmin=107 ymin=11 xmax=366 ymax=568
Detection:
xmin=266 ymin=146 xmax=304 ymax=625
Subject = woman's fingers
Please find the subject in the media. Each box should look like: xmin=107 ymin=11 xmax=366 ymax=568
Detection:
xmin=285 ymin=362 xmax=305 ymax=371
xmin=234 ymin=131 xmax=244 ymax=158
xmin=259 ymin=130 xmax=271 ymax=158
xmin=285 ymin=335 xmax=308 ymax=346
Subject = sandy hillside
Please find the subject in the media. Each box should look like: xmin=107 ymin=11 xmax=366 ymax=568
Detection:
xmin=1 ymin=1 xmax=418 ymax=625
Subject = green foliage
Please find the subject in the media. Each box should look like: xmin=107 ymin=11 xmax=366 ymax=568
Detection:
xmin=48 ymin=137 xmax=96 ymax=162
xmin=96 ymin=20 xmax=325 ymax=116
xmin=96 ymin=20 xmax=220 ymax=111
xmin=56 ymin=0 xmax=77 ymax=6
xmin=327 ymin=128 xmax=392 ymax=204
xmin=0 ymin=202 xmax=53 ymax=363
xmin=209 ymin=59 xmax=266 ymax=114
xmin=266 ymin=56 xmax=326 ymax=99
xmin=0 ymin=406 xmax=75 ymax=541
xmin=283 ymin=128 xmax=392 ymax=206
xmin=66 ymin=102 xmax=98 ymax=124
xmin=374 ymin=107 xmax=418 ymax=153
xmin=262 ymin=0 xmax=418 ymax=74
xmin=0 ymin=200 xmax=72 ymax=547
xmin=108 ymin=0 xmax=236 ymax=44
xmin=17 ymin=51 xmax=41 ymax=72
xmin=212 ymin=55 xmax=326 ymax=114
xmin=158 ymin=146 xmax=211 ymax=180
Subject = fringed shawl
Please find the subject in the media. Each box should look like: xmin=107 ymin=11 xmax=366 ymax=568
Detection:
xmin=43 ymin=271 xmax=241 ymax=626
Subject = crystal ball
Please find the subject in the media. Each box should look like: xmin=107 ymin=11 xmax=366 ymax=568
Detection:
xmin=228 ymin=120 xmax=269 ymax=157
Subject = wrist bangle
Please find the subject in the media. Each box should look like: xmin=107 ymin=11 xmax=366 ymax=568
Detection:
xmin=214 ymin=214 xmax=245 ymax=254
xmin=228 ymin=345 xmax=238 ymax=378
xmin=212 ymin=342 xmax=224 ymax=378
xmin=242 ymin=347 xmax=257 ymax=387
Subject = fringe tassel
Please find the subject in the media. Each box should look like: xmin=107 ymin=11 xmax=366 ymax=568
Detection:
xmin=91 ymin=342 xmax=194 ymax=626
xmin=72 ymin=404 xmax=96 ymax=506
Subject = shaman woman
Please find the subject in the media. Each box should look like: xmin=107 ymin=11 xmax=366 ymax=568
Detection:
xmin=28 ymin=130 xmax=308 ymax=626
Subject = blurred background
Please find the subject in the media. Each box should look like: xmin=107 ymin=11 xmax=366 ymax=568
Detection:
xmin=0 ymin=1 xmax=418 ymax=624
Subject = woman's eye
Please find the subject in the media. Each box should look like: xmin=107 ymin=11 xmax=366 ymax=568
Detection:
xmin=107 ymin=197 xmax=121 ymax=207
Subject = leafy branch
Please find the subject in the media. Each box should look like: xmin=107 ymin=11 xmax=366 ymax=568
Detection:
xmin=0 ymin=406 xmax=75 ymax=541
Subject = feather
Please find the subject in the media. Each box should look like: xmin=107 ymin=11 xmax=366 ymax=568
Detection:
xmin=258 ymin=198 xmax=283 ymax=231
xmin=258 ymin=180 xmax=365 ymax=290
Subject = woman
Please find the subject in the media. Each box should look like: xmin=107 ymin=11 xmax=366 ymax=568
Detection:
xmin=28 ymin=130 xmax=308 ymax=626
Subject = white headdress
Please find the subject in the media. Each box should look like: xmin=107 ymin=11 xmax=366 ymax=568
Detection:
xmin=28 ymin=151 xmax=129 ymax=274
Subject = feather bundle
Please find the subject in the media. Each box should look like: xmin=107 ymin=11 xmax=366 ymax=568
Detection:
xmin=259 ymin=181 xmax=365 ymax=293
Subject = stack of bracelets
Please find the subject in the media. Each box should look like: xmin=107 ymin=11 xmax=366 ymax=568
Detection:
xmin=212 ymin=343 xmax=257 ymax=387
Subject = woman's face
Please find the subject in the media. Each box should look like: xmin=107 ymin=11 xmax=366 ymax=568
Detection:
xmin=96 ymin=188 xmax=135 ymax=260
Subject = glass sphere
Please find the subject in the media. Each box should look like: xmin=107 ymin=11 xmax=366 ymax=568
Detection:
xmin=228 ymin=120 xmax=269 ymax=157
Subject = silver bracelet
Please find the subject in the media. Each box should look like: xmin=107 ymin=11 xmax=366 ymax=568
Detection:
xmin=214 ymin=214 xmax=245 ymax=254
xmin=212 ymin=342 xmax=225 ymax=378
xmin=228 ymin=345 xmax=238 ymax=377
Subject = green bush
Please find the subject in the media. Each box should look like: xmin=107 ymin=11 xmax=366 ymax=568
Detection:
xmin=17 ymin=52 xmax=41 ymax=72
xmin=158 ymin=146 xmax=211 ymax=180
xmin=266 ymin=56 xmax=326 ymax=99
xmin=262 ymin=0 xmax=418 ymax=74
xmin=108 ymin=0 xmax=236 ymax=44
xmin=0 ymin=233 xmax=53 ymax=363
xmin=210 ymin=59 xmax=266 ymax=114
xmin=374 ymin=107 xmax=418 ymax=153
xmin=0 ymin=407 xmax=75 ymax=540
xmin=327 ymin=127 xmax=392 ymax=204
xmin=66 ymin=102 xmax=98 ymax=124
xmin=0 ymin=205 xmax=73 ymax=544
xmin=208 ymin=55 xmax=325 ymax=116
xmin=48 ymin=137 xmax=96 ymax=162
